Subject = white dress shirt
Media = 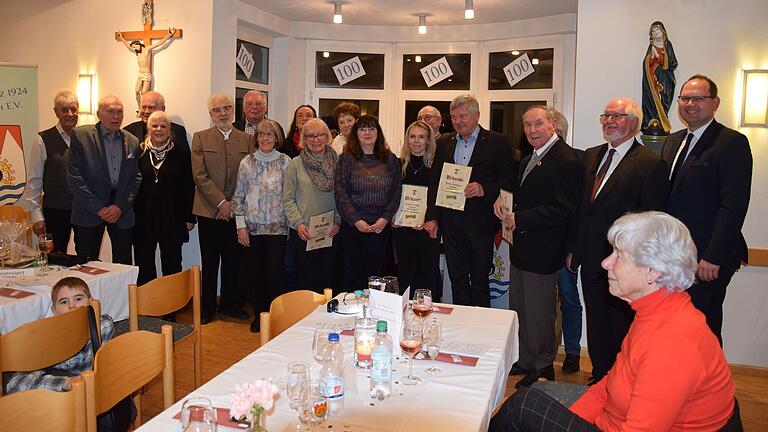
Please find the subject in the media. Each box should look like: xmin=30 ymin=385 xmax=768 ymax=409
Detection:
xmin=19 ymin=123 xmax=71 ymax=222
xmin=594 ymin=137 xmax=635 ymax=197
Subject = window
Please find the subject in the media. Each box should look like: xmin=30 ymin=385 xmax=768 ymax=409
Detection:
xmin=488 ymin=49 xmax=554 ymax=90
xmin=402 ymin=54 xmax=471 ymax=90
xmin=403 ymin=100 xmax=452 ymax=135
xmin=235 ymin=39 xmax=269 ymax=84
xmin=315 ymin=52 xmax=385 ymax=89
xmin=490 ymin=100 xmax=547 ymax=163
xmin=318 ymin=98 xmax=380 ymax=131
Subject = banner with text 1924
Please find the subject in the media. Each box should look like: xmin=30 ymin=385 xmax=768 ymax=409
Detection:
xmin=0 ymin=64 xmax=37 ymax=205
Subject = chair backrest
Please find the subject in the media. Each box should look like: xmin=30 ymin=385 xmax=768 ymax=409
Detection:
xmin=0 ymin=376 xmax=87 ymax=432
xmin=0 ymin=299 xmax=101 ymax=396
xmin=129 ymin=265 xmax=201 ymax=331
xmin=260 ymin=288 xmax=332 ymax=346
xmin=82 ymin=327 xmax=174 ymax=431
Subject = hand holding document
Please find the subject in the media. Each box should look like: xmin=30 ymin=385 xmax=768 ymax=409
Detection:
xmin=306 ymin=210 xmax=335 ymax=251
xmin=394 ymin=185 xmax=428 ymax=227
xmin=436 ymin=163 xmax=472 ymax=211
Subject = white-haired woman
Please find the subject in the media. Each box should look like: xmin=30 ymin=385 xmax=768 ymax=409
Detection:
xmin=489 ymin=211 xmax=737 ymax=432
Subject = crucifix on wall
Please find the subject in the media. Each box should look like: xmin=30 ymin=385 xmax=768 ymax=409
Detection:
xmin=114 ymin=0 xmax=183 ymax=112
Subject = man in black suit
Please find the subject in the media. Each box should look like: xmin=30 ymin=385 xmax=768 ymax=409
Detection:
xmin=68 ymin=95 xmax=142 ymax=264
xmin=662 ymin=75 xmax=752 ymax=344
xmin=569 ymin=98 xmax=669 ymax=383
xmin=424 ymin=94 xmax=515 ymax=307
xmin=494 ymin=106 xmax=580 ymax=387
xmin=232 ymin=90 xmax=286 ymax=145
xmin=124 ymin=91 xmax=189 ymax=149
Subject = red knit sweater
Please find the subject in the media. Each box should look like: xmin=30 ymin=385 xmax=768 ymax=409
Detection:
xmin=570 ymin=289 xmax=734 ymax=431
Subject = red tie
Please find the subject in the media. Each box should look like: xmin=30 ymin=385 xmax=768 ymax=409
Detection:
xmin=590 ymin=149 xmax=615 ymax=203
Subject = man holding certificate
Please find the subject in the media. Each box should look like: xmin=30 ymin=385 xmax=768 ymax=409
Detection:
xmin=493 ymin=106 xmax=581 ymax=388
xmin=424 ymin=94 xmax=515 ymax=307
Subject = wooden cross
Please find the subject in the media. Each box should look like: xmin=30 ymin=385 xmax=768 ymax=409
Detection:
xmin=113 ymin=0 xmax=183 ymax=48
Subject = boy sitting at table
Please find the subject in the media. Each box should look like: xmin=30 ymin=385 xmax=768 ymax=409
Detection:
xmin=3 ymin=276 xmax=115 ymax=394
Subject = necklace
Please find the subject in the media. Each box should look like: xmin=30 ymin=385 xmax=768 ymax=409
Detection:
xmin=408 ymin=158 xmax=424 ymax=175
xmin=148 ymin=140 xmax=173 ymax=183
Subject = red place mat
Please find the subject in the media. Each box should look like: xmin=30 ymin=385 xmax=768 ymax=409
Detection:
xmin=340 ymin=328 xmax=355 ymax=336
xmin=433 ymin=305 xmax=453 ymax=314
xmin=172 ymin=407 xmax=248 ymax=429
xmin=0 ymin=287 xmax=36 ymax=299
xmin=75 ymin=266 xmax=109 ymax=275
xmin=415 ymin=352 xmax=478 ymax=367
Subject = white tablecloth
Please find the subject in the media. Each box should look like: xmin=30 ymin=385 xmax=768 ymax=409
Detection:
xmin=0 ymin=262 xmax=138 ymax=334
xmin=138 ymin=302 xmax=518 ymax=432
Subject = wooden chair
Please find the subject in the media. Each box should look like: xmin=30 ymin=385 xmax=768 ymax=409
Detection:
xmin=82 ymin=327 xmax=174 ymax=430
xmin=126 ymin=265 xmax=202 ymax=389
xmin=0 ymin=299 xmax=101 ymax=396
xmin=0 ymin=204 xmax=32 ymax=246
xmin=0 ymin=376 xmax=87 ymax=432
xmin=259 ymin=288 xmax=333 ymax=346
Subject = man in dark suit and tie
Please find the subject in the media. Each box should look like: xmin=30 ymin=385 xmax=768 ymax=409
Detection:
xmin=124 ymin=91 xmax=189 ymax=149
xmin=569 ymin=98 xmax=669 ymax=384
xmin=424 ymin=94 xmax=515 ymax=307
xmin=67 ymin=95 xmax=141 ymax=264
xmin=662 ymin=75 xmax=752 ymax=344
xmin=494 ymin=105 xmax=580 ymax=387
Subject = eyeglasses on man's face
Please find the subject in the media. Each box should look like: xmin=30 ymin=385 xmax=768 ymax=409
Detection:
xmin=211 ymin=105 xmax=233 ymax=114
xmin=677 ymin=96 xmax=715 ymax=104
xmin=599 ymin=113 xmax=630 ymax=122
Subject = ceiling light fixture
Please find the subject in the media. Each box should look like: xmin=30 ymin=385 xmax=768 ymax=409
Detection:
xmin=323 ymin=51 xmax=330 ymax=58
xmin=418 ymin=15 xmax=427 ymax=34
xmin=532 ymin=58 xmax=540 ymax=65
xmin=333 ymin=3 xmax=343 ymax=24
xmin=511 ymin=50 xmax=520 ymax=55
xmin=465 ymin=0 xmax=475 ymax=19
xmin=415 ymin=55 xmax=422 ymax=63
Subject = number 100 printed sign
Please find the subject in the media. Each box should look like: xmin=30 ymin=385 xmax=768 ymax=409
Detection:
xmin=333 ymin=56 xmax=367 ymax=86
xmin=503 ymin=53 xmax=535 ymax=88
xmin=420 ymin=57 xmax=454 ymax=88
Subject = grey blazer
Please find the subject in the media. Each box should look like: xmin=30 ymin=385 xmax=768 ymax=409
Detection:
xmin=67 ymin=122 xmax=142 ymax=229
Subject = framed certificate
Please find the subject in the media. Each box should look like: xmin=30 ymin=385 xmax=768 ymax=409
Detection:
xmin=436 ymin=163 xmax=472 ymax=211
xmin=394 ymin=185 xmax=428 ymax=227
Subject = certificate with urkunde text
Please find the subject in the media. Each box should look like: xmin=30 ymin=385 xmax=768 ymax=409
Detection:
xmin=306 ymin=210 xmax=335 ymax=251
xmin=436 ymin=163 xmax=472 ymax=211
xmin=499 ymin=189 xmax=514 ymax=245
xmin=394 ymin=185 xmax=428 ymax=227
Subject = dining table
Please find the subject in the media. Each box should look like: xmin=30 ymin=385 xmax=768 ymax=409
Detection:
xmin=0 ymin=261 xmax=138 ymax=334
xmin=138 ymin=299 xmax=519 ymax=432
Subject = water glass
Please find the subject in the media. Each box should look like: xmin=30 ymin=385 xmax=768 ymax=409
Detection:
xmin=298 ymin=380 xmax=328 ymax=430
xmin=181 ymin=397 xmax=217 ymax=432
xmin=287 ymin=361 xmax=309 ymax=410
xmin=382 ymin=276 xmax=399 ymax=294
xmin=368 ymin=276 xmax=383 ymax=291
xmin=312 ymin=328 xmax=330 ymax=363
xmin=424 ymin=319 xmax=442 ymax=376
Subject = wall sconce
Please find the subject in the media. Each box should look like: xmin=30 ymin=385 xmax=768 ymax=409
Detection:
xmin=741 ymin=69 xmax=768 ymax=127
xmin=333 ymin=3 xmax=343 ymax=24
xmin=418 ymin=15 xmax=427 ymax=35
xmin=77 ymin=74 xmax=94 ymax=114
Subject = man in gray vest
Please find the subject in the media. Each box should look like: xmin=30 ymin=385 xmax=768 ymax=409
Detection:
xmin=21 ymin=90 xmax=79 ymax=252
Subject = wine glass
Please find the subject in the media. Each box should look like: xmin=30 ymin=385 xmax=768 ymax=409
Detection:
xmin=287 ymin=361 xmax=309 ymax=411
xmin=399 ymin=317 xmax=423 ymax=385
xmin=312 ymin=328 xmax=330 ymax=364
xmin=424 ymin=319 xmax=442 ymax=375
xmin=382 ymin=276 xmax=399 ymax=294
xmin=37 ymin=233 xmax=53 ymax=274
xmin=181 ymin=397 xmax=217 ymax=431
xmin=413 ymin=289 xmax=433 ymax=319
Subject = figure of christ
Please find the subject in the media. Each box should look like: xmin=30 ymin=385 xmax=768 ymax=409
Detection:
xmin=117 ymin=27 xmax=175 ymax=111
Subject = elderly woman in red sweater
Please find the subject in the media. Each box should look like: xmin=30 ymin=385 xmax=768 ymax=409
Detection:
xmin=489 ymin=211 xmax=737 ymax=432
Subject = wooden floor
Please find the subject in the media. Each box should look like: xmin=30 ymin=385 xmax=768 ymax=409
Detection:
xmin=139 ymin=304 xmax=768 ymax=430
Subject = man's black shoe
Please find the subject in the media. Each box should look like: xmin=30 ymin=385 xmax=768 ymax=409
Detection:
xmin=515 ymin=365 xmax=555 ymax=389
xmin=562 ymin=353 xmax=580 ymax=374
xmin=509 ymin=362 xmax=534 ymax=376
xmin=250 ymin=319 xmax=260 ymax=333
xmin=218 ymin=305 xmax=249 ymax=320
xmin=200 ymin=315 xmax=213 ymax=325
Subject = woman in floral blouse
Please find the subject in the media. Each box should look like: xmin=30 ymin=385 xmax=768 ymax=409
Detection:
xmin=232 ymin=119 xmax=292 ymax=333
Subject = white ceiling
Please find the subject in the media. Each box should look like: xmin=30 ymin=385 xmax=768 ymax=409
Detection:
xmin=241 ymin=0 xmax=577 ymax=27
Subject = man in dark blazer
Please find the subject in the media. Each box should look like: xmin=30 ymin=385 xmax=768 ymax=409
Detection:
xmin=494 ymin=105 xmax=580 ymax=388
xmin=124 ymin=91 xmax=189 ymax=149
xmin=192 ymin=93 xmax=255 ymax=324
xmin=67 ymin=95 xmax=141 ymax=264
xmin=424 ymin=94 xmax=515 ymax=307
xmin=569 ymin=98 xmax=669 ymax=384
xmin=662 ymin=75 xmax=752 ymax=344
xmin=232 ymin=90 xmax=286 ymax=145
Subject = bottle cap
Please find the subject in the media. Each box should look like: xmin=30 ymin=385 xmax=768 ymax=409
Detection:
xmin=353 ymin=290 xmax=363 ymax=297
xmin=328 ymin=332 xmax=340 ymax=342
xmin=376 ymin=320 xmax=388 ymax=332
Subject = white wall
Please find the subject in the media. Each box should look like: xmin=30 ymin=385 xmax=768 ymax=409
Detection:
xmin=575 ymin=0 xmax=768 ymax=366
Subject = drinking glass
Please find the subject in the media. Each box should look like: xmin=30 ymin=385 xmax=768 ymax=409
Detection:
xmin=368 ymin=276 xmax=383 ymax=291
xmin=297 ymin=380 xmax=327 ymax=431
xmin=181 ymin=397 xmax=217 ymax=432
xmin=312 ymin=328 xmax=330 ymax=364
xmin=413 ymin=289 xmax=433 ymax=319
xmin=37 ymin=232 xmax=53 ymax=274
xmin=382 ymin=276 xmax=399 ymax=294
xmin=399 ymin=317 xmax=423 ymax=385
xmin=424 ymin=319 xmax=442 ymax=375
xmin=287 ymin=361 xmax=309 ymax=411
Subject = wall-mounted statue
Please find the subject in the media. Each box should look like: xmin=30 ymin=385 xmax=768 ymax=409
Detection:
xmin=641 ymin=21 xmax=678 ymax=137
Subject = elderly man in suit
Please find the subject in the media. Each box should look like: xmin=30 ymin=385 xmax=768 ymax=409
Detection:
xmin=67 ymin=95 xmax=141 ymax=264
xmin=417 ymin=105 xmax=443 ymax=134
xmin=569 ymin=98 xmax=669 ymax=384
xmin=662 ymin=75 xmax=752 ymax=344
xmin=124 ymin=91 xmax=189 ymax=149
xmin=424 ymin=94 xmax=515 ymax=307
xmin=232 ymin=90 xmax=286 ymax=143
xmin=192 ymin=93 xmax=255 ymax=323
xmin=494 ymin=105 xmax=580 ymax=388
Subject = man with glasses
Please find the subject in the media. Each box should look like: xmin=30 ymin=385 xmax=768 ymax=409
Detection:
xmin=192 ymin=93 xmax=255 ymax=323
xmin=568 ymin=98 xmax=668 ymax=384
xmin=233 ymin=90 xmax=286 ymax=144
xmin=417 ymin=105 xmax=443 ymax=134
xmin=662 ymin=75 xmax=752 ymax=344
xmin=68 ymin=95 xmax=141 ymax=264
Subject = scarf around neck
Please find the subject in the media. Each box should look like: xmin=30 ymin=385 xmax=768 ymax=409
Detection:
xmin=300 ymin=146 xmax=338 ymax=192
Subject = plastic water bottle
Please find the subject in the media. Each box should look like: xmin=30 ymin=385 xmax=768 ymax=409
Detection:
xmin=369 ymin=320 xmax=393 ymax=401
xmin=319 ymin=332 xmax=345 ymax=415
